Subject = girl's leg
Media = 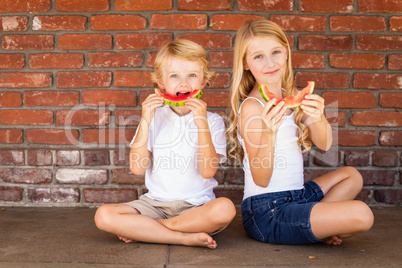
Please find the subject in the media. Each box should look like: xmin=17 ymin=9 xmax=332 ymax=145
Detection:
xmin=157 ymin=197 xmax=236 ymax=234
xmin=94 ymin=203 xmax=217 ymax=248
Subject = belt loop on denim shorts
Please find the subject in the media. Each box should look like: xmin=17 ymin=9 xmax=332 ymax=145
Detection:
xmin=289 ymin=190 xmax=299 ymax=201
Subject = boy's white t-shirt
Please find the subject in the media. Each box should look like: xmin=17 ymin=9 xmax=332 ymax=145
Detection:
xmin=130 ymin=105 xmax=227 ymax=205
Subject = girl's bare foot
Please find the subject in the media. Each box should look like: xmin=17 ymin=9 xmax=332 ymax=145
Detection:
xmin=118 ymin=235 xmax=137 ymax=243
xmin=323 ymin=235 xmax=342 ymax=246
xmin=182 ymin=232 xmax=217 ymax=249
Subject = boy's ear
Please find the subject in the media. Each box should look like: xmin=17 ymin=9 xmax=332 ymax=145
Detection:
xmin=157 ymin=81 xmax=165 ymax=90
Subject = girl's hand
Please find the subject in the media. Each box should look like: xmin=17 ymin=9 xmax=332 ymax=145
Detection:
xmin=141 ymin=93 xmax=164 ymax=122
xmin=185 ymin=98 xmax=208 ymax=129
xmin=301 ymin=94 xmax=325 ymax=122
xmin=260 ymin=99 xmax=287 ymax=133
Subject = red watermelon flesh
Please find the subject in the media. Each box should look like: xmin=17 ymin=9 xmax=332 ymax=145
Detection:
xmin=259 ymin=81 xmax=315 ymax=108
xmin=154 ymin=88 xmax=203 ymax=106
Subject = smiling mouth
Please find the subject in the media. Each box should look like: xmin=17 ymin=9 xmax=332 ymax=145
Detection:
xmin=176 ymin=91 xmax=191 ymax=97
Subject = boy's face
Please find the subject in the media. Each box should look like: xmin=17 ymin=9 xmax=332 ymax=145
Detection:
xmin=158 ymin=56 xmax=206 ymax=97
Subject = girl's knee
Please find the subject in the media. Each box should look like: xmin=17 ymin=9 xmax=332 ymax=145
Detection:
xmin=343 ymin=166 xmax=364 ymax=188
xmin=352 ymin=201 xmax=374 ymax=232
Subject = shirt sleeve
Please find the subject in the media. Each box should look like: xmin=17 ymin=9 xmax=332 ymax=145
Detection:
xmin=129 ymin=118 xmax=154 ymax=153
xmin=208 ymin=113 xmax=227 ymax=163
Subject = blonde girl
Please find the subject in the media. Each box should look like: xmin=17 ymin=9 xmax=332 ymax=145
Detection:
xmin=227 ymin=19 xmax=373 ymax=245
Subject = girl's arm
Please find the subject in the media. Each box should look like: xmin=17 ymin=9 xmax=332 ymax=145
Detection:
xmin=129 ymin=94 xmax=163 ymax=175
xmin=185 ymin=98 xmax=220 ymax=179
xmin=239 ymin=99 xmax=286 ymax=187
xmin=301 ymin=94 xmax=332 ymax=151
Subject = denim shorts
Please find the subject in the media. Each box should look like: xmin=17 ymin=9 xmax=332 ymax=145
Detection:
xmin=241 ymin=180 xmax=324 ymax=245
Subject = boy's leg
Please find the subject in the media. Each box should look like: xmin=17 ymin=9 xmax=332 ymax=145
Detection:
xmin=157 ymin=197 xmax=236 ymax=234
xmin=94 ymin=203 xmax=217 ymax=248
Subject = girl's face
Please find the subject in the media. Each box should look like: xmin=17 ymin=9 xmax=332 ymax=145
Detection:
xmin=244 ymin=37 xmax=288 ymax=89
xmin=158 ymin=56 xmax=206 ymax=97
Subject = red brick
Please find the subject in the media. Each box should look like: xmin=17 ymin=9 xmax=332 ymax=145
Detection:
xmin=353 ymin=73 xmax=401 ymax=89
xmin=59 ymin=34 xmax=112 ymax=50
xmin=344 ymin=150 xmax=370 ymax=166
xmin=211 ymin=14 xmax=265 ymax=31
xmin=113 ymin=149 xmax=130 ymax=166
xmin=388 ymin=55 xmax=402 ymax=70
xmin=271 ymin=15 xmax=326 ymax=32
xmin=29 ymin=53 xmax=84 ymax=69
xmin=207 ymin=72 xmax=231 ymax=88
xmin=357 ymin=35 xmax=402 ymax=51
xmin=313 ymin=149 xmax=341 ymax=167
xmin=325 ymin=111 xmax=347 ymax=127
xmin=292 ymin=53 xmax=324 ymax=69
xmin=146 ymin=51 xmax=158 ymax=67
xmin=84 ymin=150 xmax=110 ymax=166
xmin=380 ymin=92 xmax=402 ymax=108
xmin=299 ymin=35 xmax=353 ymax=51
xmin=360 ymin=170 xmax=396 ymax=186
xmin=330 ymin=16 xmax=385 ymax=31
xmin=336 ymin=130 xmax=376 ymax=146
xmin=0 ymin=168 xmax=51 ymax=184
xmin=57 ymin=71 xmax=111 ymax=88
xmin=373 ymin=151 xmax=398 ymax=167
xmin=116 ymin=33 xmax=172 ymax=50
xmin=83 ymin=188 xmax=138 ymax=203
xmin=214 ymin=188 xmax=243 ymax=204
xmin=56 ymin=0 xmax=109 ymax=12
xmin=239 ymin=0 xmax=292 ymax=11
xmin=351 ymin=111 xmax=402 ymax=127
xmin=300 ymin=0 xmax=353 ymax=13
xmin=0 ymin=109 xmax=53 ymax=125
xmin=322 ymin=92 xmax=376 ymax=109
xmin=0 ymin=129 xmax=23 ymax=144
xmin=0 ymin=186 xmax=23 ymax=202
xmin=178 ymin=0 xmax=233 ymax=10
xmin=2 ymin=35 xmax=53 ymax=50
xmin=56 ymin=150 xmax=80 ymax=166
xmin=28 ymin=188 xmax=79 ymax=203
xmin=115 ymin=0 xmax=172 ymax=11
xmin=0 ymin=16 xmax=27 ymax=31
xmin=374 ymin=189 xmax=402 ymax=204
xmin=83 ymin=129 xmax=136 ymax=144
xmin=329 ymin=53 xmax=384 ymax=69
xmin=0 ymin=150 xmax=24 ymax=165
xmin=112 ymin=169 xmax=145 ymax=184
xmin=91 ymin=15 xmax=146 ymax=31
xmin=57 ymin=110 xmax=110 ymax=126
xmin=177 ymin=33 xmax=231 ymax=49
xmin=115 ymin=110 xmax=142 ymax=126
xmin=359 ymin=0 xmax=402 ymax=12
xmin=0 ymin=54 xmax=24 ymax=69
xmin=151 ymin=14 xmax=207 ymax=30
xmin=25 ymin=91 xmax=78 ymax=107
xmin=33 ymin=16 xmax=86 ymax=31
xmin=0 ymin=72 xmax=51 ymax=88
xmin=27 ymin=149 xmax=52 ymax=166
xmin=115 ymin=71 xmax=153 ymax=88
xmin=27 ymin=129 xmax=79 ymax=145
xmin=390 ymin=16 xmax=402 ymax=32
xmin=55 ymin=168 xmax=108 ymax=184
xmin=88 ymin=52 xmax=142 ymax=68
xmin=295 ymin=72 xmax=349 ymax=89
xmin=210 ymin=51 xmax=233 ymax=68
xmin=0 ymin=92 xmax=21 ymax=107
xmin=380 ymin=131 xmax=402 ymax=146
xmin=225 ymin=169 xmax=244 ymax=185
xmin=0 ymin=0 xmax=51 ymax=12
xmin=202 ymin=91 xmax=231 ymax=107
xmin=82 ymin=90 xmax=136 ymax=107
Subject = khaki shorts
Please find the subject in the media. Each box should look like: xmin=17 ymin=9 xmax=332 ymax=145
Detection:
xmin=124 ymin=195 xmax=226 ymax=236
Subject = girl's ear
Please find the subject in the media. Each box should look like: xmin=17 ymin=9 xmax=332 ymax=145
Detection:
xmin=243 ymin=61 xmax=249 ymax=70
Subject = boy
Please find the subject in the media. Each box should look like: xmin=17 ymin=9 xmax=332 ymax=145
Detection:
xmin=95 ymin=40 xmax=236 ymax=249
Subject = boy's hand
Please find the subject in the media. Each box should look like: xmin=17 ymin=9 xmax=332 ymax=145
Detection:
xmin=185 ymin=98 xmax=208 ymax=129
xmin=141 ymin=93 xmax=164 ymax=123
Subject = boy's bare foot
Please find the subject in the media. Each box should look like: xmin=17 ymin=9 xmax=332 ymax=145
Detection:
xmin=118 ymin=235 xmax=137 ymax=243
xmin=182 ymin=232 xmax=217 ymax=249
xmin=323 ymin=235 xmax=342 ymax=246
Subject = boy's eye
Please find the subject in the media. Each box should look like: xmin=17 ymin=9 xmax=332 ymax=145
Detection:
xmin=189 ymin=74 xmax=197 ymax=77
xmin=170 ymin=74 xmax=178 ymax=78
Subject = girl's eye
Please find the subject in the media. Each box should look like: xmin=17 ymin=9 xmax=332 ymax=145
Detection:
xmin=189 ymin=74 xmax=197 ymax=77
xmin=273 ymin=50 xmax=282 ymax=55
xmin=170 ymin=74 xmax=178 ymax=78
xmin=254 ymin=54 xmax=263 ymax=59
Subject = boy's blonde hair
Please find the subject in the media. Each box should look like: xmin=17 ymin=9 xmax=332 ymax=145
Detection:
xmin=227 ymin=19 xmax=311 ymax=163
xmin=151 ymin=39 xmax=216 ymax=87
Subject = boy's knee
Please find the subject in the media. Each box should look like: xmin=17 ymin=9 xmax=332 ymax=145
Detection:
xmin=94 ymin=205 xmax=113 ymax=230
xmin=212 ymin=198 xmax=236 ymax=224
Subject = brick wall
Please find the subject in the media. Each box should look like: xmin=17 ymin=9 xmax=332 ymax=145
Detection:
xmin=0 ymin=0 xmax=401 ymax=207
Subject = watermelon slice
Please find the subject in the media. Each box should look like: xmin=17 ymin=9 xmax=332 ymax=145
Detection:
xmin=154 ymin=88 xmax=203 ymax=107
xmin=259 ymin=81 xmax=315 ymax=108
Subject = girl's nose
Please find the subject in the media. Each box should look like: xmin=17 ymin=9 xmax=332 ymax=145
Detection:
xmin=264 ymin=56 xmax=274 ymax=67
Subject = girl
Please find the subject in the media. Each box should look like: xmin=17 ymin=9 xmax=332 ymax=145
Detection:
xmin=227 ymin=19 xmax=373 ymax=245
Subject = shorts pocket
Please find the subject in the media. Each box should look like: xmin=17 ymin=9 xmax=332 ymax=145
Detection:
xmin=242 ymin=215 xmax=264 ymax=242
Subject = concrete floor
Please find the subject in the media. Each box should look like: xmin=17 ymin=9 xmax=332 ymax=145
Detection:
xmin=0 ymin=206 xmax=401 ymax=267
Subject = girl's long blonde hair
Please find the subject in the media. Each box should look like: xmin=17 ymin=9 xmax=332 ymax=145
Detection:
xmin=226 ymin=19 xmax=311 ymax=163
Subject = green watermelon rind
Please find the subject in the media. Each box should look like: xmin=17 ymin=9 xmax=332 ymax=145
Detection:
xmin=154 ymin=88 xmax=203 ymax=107
xmin=259 ymin=81 xmax=315 ymax=108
